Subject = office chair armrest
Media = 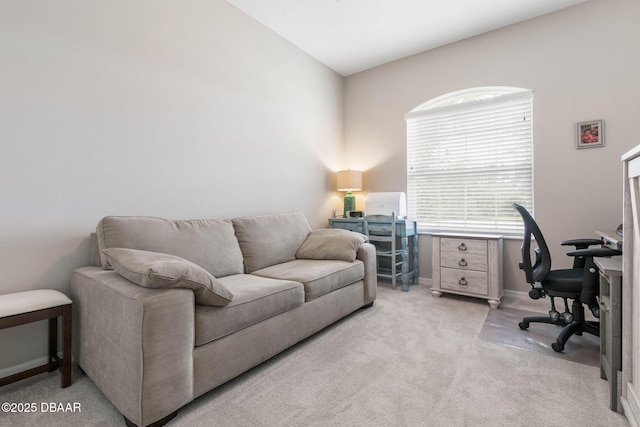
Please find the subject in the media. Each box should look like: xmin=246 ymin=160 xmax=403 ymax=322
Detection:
xmin=566 ymin=247 xmax=622 ymax=258
xmin=560 ymin=238 xmax=603 ymax=249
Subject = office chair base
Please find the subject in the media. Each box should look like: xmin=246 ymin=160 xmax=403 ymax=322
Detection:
xmin=519 ymin=314 xmax=599 ymax=352
xmin=518 ymin=315 xmax=568 ymax=331
xmin=551 ymin=320 xmax=599 ymax=353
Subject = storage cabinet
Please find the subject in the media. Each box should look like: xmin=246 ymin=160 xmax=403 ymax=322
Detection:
xmin=432 ymin=233 xmax=503 ymax=308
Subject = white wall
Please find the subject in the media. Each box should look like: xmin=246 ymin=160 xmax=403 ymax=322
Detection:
xmin=344 ymin=0 xmax=640 ymax=292
xmin=0 ymin=0 xmax=344 ymax=370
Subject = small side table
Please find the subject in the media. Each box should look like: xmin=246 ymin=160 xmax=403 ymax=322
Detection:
xmin=0 ymin=290 xmax=72 ymax=388
xmin=431 ymin=233 xmax=503 ymax=308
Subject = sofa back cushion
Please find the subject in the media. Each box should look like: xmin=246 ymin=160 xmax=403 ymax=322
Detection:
xmin=232 ymin=212 xmax=311 ymax=273
xmin=97 ymin=216 xmax=244 ymax=278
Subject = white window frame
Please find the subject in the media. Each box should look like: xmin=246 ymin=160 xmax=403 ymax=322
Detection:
xmin=406 ymin=87 xmax=533 ymax=235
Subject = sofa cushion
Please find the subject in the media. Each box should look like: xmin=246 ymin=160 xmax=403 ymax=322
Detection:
xmin=296 ymin=228 xmax=368 ymax=262
xmin=103 ymin=248 xmax=233 ymax=306
xmin=232 ymin=212 xmax=312 ymax=273
xmin=252 ymin=259 xmax=364 ymax=302
xmin=194 ymin=274 xmax=304 ymax=346
xmin=97 ymin=216 xmax=244 ymax=278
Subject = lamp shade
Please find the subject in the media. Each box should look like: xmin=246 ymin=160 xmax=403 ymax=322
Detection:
xmin=336 ymin=170 xmax=362 ymax=191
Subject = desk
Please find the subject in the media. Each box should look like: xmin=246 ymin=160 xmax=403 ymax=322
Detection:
xmin=595 ymin=256 xmax=623 ymax=413
xmin=328 ymin=217 xmax=418 ymax=291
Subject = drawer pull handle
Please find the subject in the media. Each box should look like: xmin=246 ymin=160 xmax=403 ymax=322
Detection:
xmin=458 ymin=278 xmax=468 ymax=286
xmin=597 ymin=296 xmax=609 ymax=313
xmin=458 ymin=243 xmax=467 ymax=252
xmin=458 ymin=259 xmax=468 ymax=267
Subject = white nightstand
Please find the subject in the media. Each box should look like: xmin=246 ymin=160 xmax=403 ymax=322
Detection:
xmin=431 ymin=233 xmax=503 ymax=308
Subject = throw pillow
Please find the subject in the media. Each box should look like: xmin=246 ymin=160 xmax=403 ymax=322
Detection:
xmin=102 ymin=248 xmax=233 ymax=306
xmin=296 ymin=228 xmax=368 ymax=262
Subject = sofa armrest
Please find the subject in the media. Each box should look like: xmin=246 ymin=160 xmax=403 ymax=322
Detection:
xmin=357 ymin=242 xmax=377 ymax=305
xmin=71 ymin=267 xmax=195 ymax=427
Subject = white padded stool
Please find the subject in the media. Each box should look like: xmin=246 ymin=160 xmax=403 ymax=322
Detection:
xmin=0 ymin=290 xmax=72 ymax=388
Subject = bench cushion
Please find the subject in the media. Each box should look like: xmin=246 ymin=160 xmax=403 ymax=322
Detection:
xmin=252 ymin=259 xmax=364 ymax=302
xmin=194 ymin=275 xmax=304 ymax=346
xmin=0 ymin=290 xmax=71 ymax=318
xmin=97 ymin=216 xmax=244 ymax=278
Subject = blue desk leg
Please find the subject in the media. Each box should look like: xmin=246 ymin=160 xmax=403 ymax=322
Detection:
xmin=413 ymin=234 xmax=419 ymax=285
xmin=401 ymin=236 xmax=410 ymax=291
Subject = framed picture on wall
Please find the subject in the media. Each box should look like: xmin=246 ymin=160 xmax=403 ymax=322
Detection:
xmin=576 ymin=120 xmax=604 ymax=148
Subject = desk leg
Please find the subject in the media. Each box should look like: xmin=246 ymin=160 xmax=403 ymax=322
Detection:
xmin=413 ymin=234 xmax=419 ymax=285
xmin=401 ymin=236 xmax=409 ymax=292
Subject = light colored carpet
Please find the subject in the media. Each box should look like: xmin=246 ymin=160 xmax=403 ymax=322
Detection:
xmin=0 ymin=283 xmax=629 ymax=427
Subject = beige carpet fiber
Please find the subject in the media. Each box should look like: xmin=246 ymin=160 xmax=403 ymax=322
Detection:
xmin=0 ymin=283 xmax=629 ymax=427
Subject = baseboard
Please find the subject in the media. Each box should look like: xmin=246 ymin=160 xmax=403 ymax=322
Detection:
xmin=419 ymin=277 xmax=432 ymax=287
xmin=622 ymin=385 xmax=640 ymax=427
xmin=0 ymin=353 xmax=65 ymax=380
xmin=503 ymin=289 xmax=532 ymax=301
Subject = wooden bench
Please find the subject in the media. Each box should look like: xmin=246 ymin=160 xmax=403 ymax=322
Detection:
xmin=0 ymin=290 xmax=72 ymax=388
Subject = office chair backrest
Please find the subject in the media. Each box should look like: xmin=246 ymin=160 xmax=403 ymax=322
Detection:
xmin=513 ymin=204 xmax=552 ymax=284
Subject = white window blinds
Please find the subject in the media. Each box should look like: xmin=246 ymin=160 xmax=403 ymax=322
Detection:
xmin=406 ymin=87 xmax=533 ymax=234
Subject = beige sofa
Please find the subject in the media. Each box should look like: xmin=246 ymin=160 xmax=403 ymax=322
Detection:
xmin=70 ymin=212 xmax=376 ymax=427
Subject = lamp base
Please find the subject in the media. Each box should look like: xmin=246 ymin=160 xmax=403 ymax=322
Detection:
xmin=343 ymin=192 xmax=355 ymax=218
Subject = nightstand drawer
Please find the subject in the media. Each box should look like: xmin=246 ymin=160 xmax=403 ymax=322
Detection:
xmin=441 ymin=237 xmax=487 ymax=257
xmin=440 ymin=268 xmax=488 ymax=295
xmin=440 ymin=251 xmax=487 ymax=271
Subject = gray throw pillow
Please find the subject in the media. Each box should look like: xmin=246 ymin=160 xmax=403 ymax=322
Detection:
xmin=296 ymin=229 xmax=368 ymax=262
xmin=103 ymin=248 xmax=233 ymax=306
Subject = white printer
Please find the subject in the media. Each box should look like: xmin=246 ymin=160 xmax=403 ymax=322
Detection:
xmin=365 ymin=192 xmax=407 ymax=218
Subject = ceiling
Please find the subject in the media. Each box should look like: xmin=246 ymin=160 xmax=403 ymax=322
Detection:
xmin=225 ymin=0 xmax=590 ymax=76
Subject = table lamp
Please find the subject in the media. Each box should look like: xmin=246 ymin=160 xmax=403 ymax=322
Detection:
xmin=336 ymin=169 xmax=362 ymax=218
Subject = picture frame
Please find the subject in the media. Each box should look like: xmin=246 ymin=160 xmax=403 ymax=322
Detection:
xmin=576 ymin=120 xmax=604 ymax=149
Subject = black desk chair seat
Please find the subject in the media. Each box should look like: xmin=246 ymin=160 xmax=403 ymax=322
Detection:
xmin=541 ymin=269 xmax=585 ymax=293
xmin=513 ymin=204 xmax=621 ymax=352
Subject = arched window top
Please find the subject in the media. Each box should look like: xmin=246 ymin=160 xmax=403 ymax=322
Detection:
xmin=405 ymin=86 xmax=534 ymax=234
xmin=409 ymin=86 xmax=531 ymax=113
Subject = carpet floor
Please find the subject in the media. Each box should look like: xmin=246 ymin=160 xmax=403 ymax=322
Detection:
xmin=0 ymin=283 xmax=629 ymax=427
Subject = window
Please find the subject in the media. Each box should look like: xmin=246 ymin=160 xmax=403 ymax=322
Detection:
xmin=406 ymin=87 xmax=533 ymax=234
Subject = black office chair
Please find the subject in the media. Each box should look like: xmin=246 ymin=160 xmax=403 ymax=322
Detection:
xmin=512 ymin=204 xmax=621 ymax=352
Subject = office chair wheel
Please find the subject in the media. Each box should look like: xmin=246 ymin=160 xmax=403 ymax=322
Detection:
xmin=519 ymin=321 xmax=529 ymax=330
xmin=562 ymin=312 xmax=574 ymax=323
xmin=529 ymin=288 xmax=544 ymax=299
xmin=549 ymin=310 xmax=560 ymax=323
xmin=551 ymin=342 xmax=564 ymax=353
